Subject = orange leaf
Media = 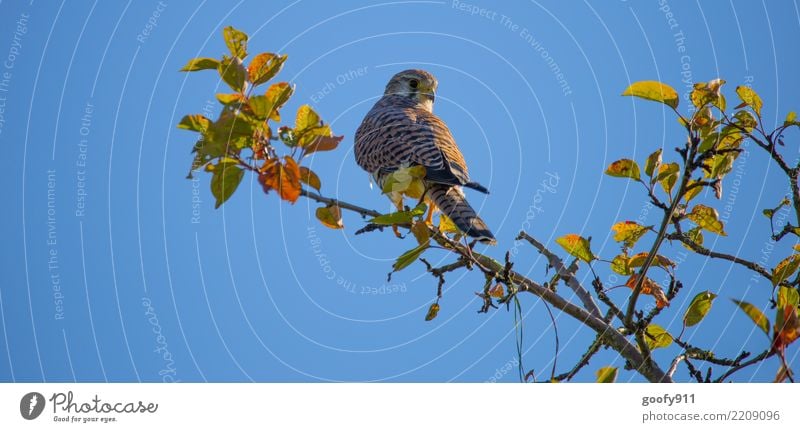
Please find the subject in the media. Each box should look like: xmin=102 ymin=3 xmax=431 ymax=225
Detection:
xmin=773 ymin=305 xmax=800 ymax=354
xmin=259 ymin=156 xmax=302 ymax=203
xmin=626 ymin=274 xmax=670 ymax=308
xmin=304 ymin=135 xmax=343 ymax=156
xmin=488 ymin=283 xmax=504 ymax=299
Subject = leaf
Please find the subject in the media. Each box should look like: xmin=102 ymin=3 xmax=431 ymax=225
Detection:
xmin=555 ymin=234 xmax=595 ymax=263
xmin=690 ymin=81 xmax=726 ymax=111
xmin=605 ymin=159 xmax=641 ymax=181
xmin=626 ymin=274 xmax=670 ymax=308
xmin=772 ymin=255 xmax=800 ymax=287
xmin=644 ymin=324 xmax=673 ymax=350
xmin=785 ymin=111 xmax=799 ymax=127
xmin=248 ymin=53 xmax=287 ymax=86
xmin=731 ymin=299 xmax=770 ymax=335
xmin=304 ymin=135 xmax=343 ymax=156
xmin=218 ymin=55 xmax=247 ymax=93
xmin=611 ymin=221 xmax=651 ymax=249
xmin=610 ymin=253 xmax=632 ymax=276
xmin=628 ymin=252 xmax=675 ymax=270
xmin=683 ymin=180 xmax=703 ymax=203
xmin=295 ymin=104 xmax=322 ymax=131
xmin=425 ymin=303 xmax=440 ymax=321
xmin=644 ymin=149 xmax=662 ymax=177
xmin=438 ymin=213 xmax=460 ymax=234
xmin=210 ymin=163 xmax=244 ymax=208
xmin=180 ymin=57 xmax=220 ymax=72
xmin=773 ymin=304 xmax=800 ymax=352
xmin=299 ymin=166 xmax=321 ymax=191
xmin=259 ymin=156 xmax=302 ymax=203
xmin=264 ymin=82 xmax=294 ymax=122
xmin=216 ymin=93 xmax=243 ymax=105
xmin=682 ymin=226 xmax=704 ymax=251
xmin=410 ymin=220 xmax=430 ymax=245
xmin=683 ymin=291 xmax=717 ymax=327
xmin=223 ymin=26 xmax=248 ymax=58
xmin=736 ymin=85 xmax=763 ymax=117
xmin=370 ymin=203 xmax=427 ymax=225
xmin=178 ymin=114 xmax=211 ymax=133
xmin=622 ymin=81 xmax=679 ymax=109
xmin=656 ymin=163 xmax=679 ymax=196
xmin=777 ymin=286 xmax=800 ymax=310
xmin=315 ymin=205 xmax=343 ymax=229
xmin=687 ymin=204 xmax=727 ymax=236
xmin=393 ymin=243 xmax=429 ymax=272
xmin=595 ymin=366 xmax=618 ymax=383
xmin=382 ymin=165 xmax=427 ymax=203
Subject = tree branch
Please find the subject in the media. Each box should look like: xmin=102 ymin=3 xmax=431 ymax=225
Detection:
xmin=516 ymin=231 xmax=603 ymax=318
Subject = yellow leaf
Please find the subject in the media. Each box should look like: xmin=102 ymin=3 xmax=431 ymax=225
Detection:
xmin=683 ymin=291 xmax=717 ymax=327
xmin=264 ymin=82 xmax=294 ymax=122
xmin=736 ymin=85 xmax=763 ymax=117
xmin=223 ymin=26 xmax=248 ymax=58
xmin=315 ymin=205 xmax=343 ymax=229
xmin=628 ymin=252 xmax=675 ymax=269
xmin=180 ymin=57 xmax=220 ymax=72
xmin=687 ymin=204 xmax=727 ymax=236
xmin=605 ymin=159 xmax=641 ymax=181
xmin=438 ymin=213 xmax=459 ymax=234
xmin=595 ymin=366 xmax=618 ymax=383
xmin=248 ymin=52 xmax=287 ymax=86
xmin=622 ymin=81 xmax=679 ymax=109
xmin=644 ymin=324 xmax=673 ymax=350
xmin=295 ymin=104 xmax=322 ymax=132
xmin=657 ymin=163 xmax=679 ymax=196
xmin=644 ymin=149 xmax=662 ymax=177
xmin=731 ymin=299 xmax=770 ymax=335
xmin=772 ymin=255 xmax=800 ymax=287
xmin=555 ymin=234 xmax=595 ymax=263
xmin=410 ymin=220 xmax=430 ymax=245
xmin=425 ymin=303 xmax=440 ymax=321
xmin=610 ymin=221 xmax=651 ymax=249
xmin=683 ymin=180 xmax=703 ymax=203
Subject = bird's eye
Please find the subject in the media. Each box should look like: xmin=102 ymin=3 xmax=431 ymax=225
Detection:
xmin=409 ymin=79 xmax=419 ymax=89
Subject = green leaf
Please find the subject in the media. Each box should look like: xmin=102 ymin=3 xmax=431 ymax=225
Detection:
xmin=610 ymin=253 xmax=632 ymax=276
xmin=216 ymin=93 xmax=243 ymax=105
xmin=223 ymin=26 xmax=248 ymax=59
xmin=772 ymin=255 xmax=800 ymax=287
xmin=683 ymin=291 xmax=717 ymax=327
xmin=683 ymin=180 xmax=702 ymax=203
xmin=370 ymin=203 xmax=427 ymax=225
xmin=295 ymin=104 xmax=322 ymax=131
xmin=555 ymin=234 xmax=595 ymax=263
xmin=425 ymin=303 xmax=440 ymax=321
xmin=605 ymin=159 xmax=641 ymax=181
xmin=611 ymin=221 xmax=651 ymax=249
xmin=644 ymin=149 xmax=662 ymax=177
xmin=687 ymin=204 xmax=727 ymax=236
xmin=644 ymin=324 xmax=673 ymax=350
xmin=736 ymin=85 xmax=763 ymax=117
xmin=622 ymin=81 xmax=679 ymax=109
xmin=247 ymin=95 xmax=273 ymax=120
xmin=218 ymin=56 xmax=247 ymax=93
xmin=682 ymin=226 xmax=704 ymax=251
xmin=595 ymin=366 xmax=618 ymax=383
xmin=210 ymin=163 xmax=244 ymax=208
xmin=248 ymin=53 xmax=287 ymax=86
xmin=731 ymin=299 xmax=770 ymax=335
xmin=180 ymin=57 xmax=220 ymax=72
xmin=777 ymin=286 xmax=800 ymax=309
xmin=393 ymin=243 xmax=429 ymax=272
xmin=177 ymin=114 xmax=211 ymax=133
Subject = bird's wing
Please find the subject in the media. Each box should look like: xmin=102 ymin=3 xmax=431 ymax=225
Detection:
xmin=355 ymin=105 xmax=470 ymax=187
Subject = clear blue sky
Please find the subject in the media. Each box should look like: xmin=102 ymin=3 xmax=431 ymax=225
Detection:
xmin=1 ymin=0 xmax=798 ymax=382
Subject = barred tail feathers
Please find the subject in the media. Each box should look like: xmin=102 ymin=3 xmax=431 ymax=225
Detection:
xmin=427 ymin=184 xmax=496 ymax=245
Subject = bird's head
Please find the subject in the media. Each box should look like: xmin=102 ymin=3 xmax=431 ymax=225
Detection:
xmin=384 ymin=69 xmax=438 ymax=111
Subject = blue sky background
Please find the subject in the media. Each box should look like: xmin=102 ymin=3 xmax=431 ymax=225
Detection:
xmin=1 ymin=0 xmax=798 ymax=383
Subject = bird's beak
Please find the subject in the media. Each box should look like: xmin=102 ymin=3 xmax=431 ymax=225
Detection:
xmin=421 ymin=85 xmax=435 ymax=103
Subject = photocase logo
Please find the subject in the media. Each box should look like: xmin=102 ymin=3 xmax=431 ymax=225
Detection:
xmin=20 ymin=392 xmax=45 ymax=420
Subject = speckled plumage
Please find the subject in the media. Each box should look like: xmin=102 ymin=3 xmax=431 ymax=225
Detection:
xmin=355 ymin=69 xmax=495 ymax=244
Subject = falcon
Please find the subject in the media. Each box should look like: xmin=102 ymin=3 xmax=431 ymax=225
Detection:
xmin=355 ymin=69 xmax=496 ymax=245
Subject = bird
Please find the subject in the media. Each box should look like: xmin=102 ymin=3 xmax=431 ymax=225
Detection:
xmin=354 ymin=69 xmax=496 ymax=245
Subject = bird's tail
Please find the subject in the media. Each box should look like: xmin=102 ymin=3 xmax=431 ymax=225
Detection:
xmin=427 ymin=184 xmax=496 ymax=245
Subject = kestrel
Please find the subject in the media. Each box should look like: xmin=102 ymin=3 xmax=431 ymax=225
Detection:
xmin=355 ymin=69 xmax=496 ymax=244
